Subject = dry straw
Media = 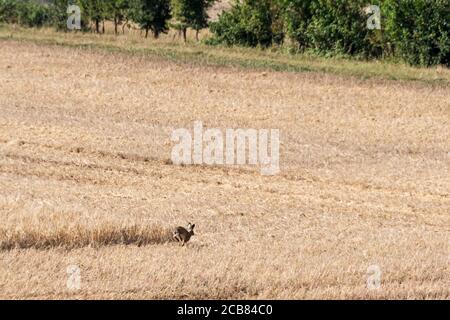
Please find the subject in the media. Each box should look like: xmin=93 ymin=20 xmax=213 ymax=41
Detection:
xmin=0 ymin=224 xmax=173 ymax=250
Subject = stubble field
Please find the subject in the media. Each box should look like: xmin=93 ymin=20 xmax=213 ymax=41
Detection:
xmin=0 ymin=40 xmax=449 ymax=299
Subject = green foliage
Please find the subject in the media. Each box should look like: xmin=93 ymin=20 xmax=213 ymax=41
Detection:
xmin=50 ymin=0 xmax=90 ymax=31
xmin=305 ymin=0 xmax=383 ymax=57
xmin=384 ymin=0 xmax=449 ymax=66
xmin=129 ymin=0 xmax=171 ymax=38
xmin=109 ymin=0 xmax=131 ymax=34
xmin=51 ymin=0 xmax=129 ymax=33
xmin=0 ymin=0 xmax=448 ymax=67
xmin=280 ymin=0 xmax=384 ymax=57
xmin=19 ymin=1 xmax=52 ymax=27
xmin=280 ymin=0 xmax=313 ymax=50
xmin=211 ymin=0 xmax=447 ymax=65
xmin=209 ymin=0 xmax=283 ymax=47
xmin=49 ymin=0 xmax=70 ymax=30
xmin=81 ymin=0 xmax=109 ymax=33
xmin=171 ymin=0 xmax=214 ymax=32
xmin=0 ymin=0 xmax=19 ymax=24
xmin=0 ymin=0 xmax=51 ymax=27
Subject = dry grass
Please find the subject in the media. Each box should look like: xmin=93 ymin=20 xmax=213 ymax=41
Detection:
xmin=1 ymin=24 xmax=449 ymax=85
xmin=0 ymin=39 xmax=449 ymax=299
xmin=0 ymin=224 xmax=172 ymax=251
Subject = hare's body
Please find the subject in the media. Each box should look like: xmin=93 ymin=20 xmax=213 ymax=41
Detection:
xmin=173 ymin=223 xmax=195 ymax=246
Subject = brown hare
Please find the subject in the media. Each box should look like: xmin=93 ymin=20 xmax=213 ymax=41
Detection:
xmin=173 ymin=222 xmax=195 ymax=246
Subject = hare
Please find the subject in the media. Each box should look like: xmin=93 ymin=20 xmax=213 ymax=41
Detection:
xmin=173 ymin=223 xmax=195 ymax=246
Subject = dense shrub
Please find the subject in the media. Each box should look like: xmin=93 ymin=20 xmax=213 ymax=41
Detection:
xmin=209 ymin=0 xmax=284 ymax=47
xmin=305 ymin=0 xmax=384 ymax=57
xmin=280 ymin=0 xmax=313 ymax=50
xmin=280 ymin=0 xmax=384 ymax=57
xmin=211 ymin=0 xmax=448 ymax=65
xmin=384 ymin=0 xmax=449 ymax=66
xmin=0 ymin=0 xmax=52 ymax=27
xmin=210 ymin=0 xmax=383 ymax=56
xmin=18 ymin=1 xmax=52 ymax=27
xmin=0 ymin=0 xmax=19 ymax=24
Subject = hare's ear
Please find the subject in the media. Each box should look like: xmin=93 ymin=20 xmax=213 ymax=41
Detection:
xmin=191 ymin=224 xmax=195 ymax=229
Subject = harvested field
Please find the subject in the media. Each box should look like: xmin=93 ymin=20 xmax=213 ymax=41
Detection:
xmin=0 ymin=40 xmax=449 ymax=299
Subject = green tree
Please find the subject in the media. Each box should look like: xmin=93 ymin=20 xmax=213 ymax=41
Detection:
xmin=50 ymin=0 xmax=87 ymax=31
xmin=52 ymin=0 xmax=108 ymax=33
xmin=129 ymin=0 xmax=171 ymax=38
xmin=81 ymin=0 xmax=109 ymax=34
xmin=171 ymin=0 xmax=215 ymax=42
xmin=109 ymin=0 xmax=131 ymax=35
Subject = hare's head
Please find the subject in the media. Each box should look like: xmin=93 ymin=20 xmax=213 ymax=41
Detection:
xmin=187 ymin=222 xmax=195 ymax=236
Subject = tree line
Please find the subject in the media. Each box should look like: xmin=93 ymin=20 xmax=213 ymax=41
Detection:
xmin=209 ymin=0 xmax=449 ymax=67
xmin=0 ymin=0 xmax=215 ymax=40
xmin=0 ymin=0 xmax=448 ymax=66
